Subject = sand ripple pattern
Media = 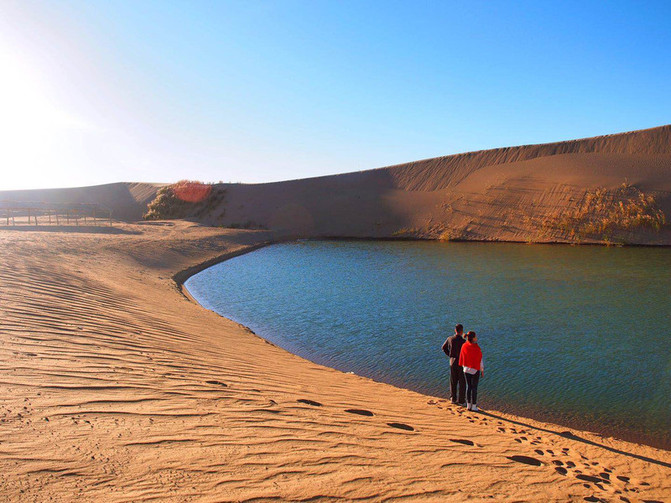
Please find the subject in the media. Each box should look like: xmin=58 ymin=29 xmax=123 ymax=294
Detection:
xmin=0 ymin=223 xmax=669 ymax=502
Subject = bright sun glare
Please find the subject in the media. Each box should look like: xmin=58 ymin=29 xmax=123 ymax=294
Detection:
xmin=0 ymin=42 xmax=90 ymax=189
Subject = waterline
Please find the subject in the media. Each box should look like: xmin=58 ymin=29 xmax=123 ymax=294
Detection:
xmin=185 ymin=240 xmax=671 ymax=450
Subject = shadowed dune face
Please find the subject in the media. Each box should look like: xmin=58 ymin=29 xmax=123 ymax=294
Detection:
xmin=219 ymin=151 xmax=671 ymax=243
xmin=1 ymin=125 xmax=670 ymax=244
xmin=0 ymin=182 xmax=161 ymax=221
xmin=203 ymin=125 xmax=671 ymax=244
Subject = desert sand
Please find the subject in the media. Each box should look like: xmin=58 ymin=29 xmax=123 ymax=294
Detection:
xmin=1 ymin=221 xmax=669 ymax=502
xmin=215 ymin=125 xmax=671 ymax=244
xmin=2 ymin=126 xmax=671 ymax=245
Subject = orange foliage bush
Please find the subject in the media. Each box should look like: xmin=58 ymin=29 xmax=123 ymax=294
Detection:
xmin=172 ymin=180 xmax=212 ymax=203
xmin=144 ymin=180 xmax=223 ymax=220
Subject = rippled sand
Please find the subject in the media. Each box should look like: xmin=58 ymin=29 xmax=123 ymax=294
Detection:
xmin=1 ymin=221 xmax=669 ymax=501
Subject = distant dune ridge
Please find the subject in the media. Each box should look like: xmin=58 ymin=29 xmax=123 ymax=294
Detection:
xmin=2 ymin=127 xmax=671 ymax=501
xmin=2 ymin=125 xmax=670 ymax=243
xmin=382 ymin=123 xmax=671 ymax=191
xmin=0 ymin=182 xmax=162 ymax=222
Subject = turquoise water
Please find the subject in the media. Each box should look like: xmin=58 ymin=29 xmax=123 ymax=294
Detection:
xmin=185 ymin=241 xmax=671 ymax=449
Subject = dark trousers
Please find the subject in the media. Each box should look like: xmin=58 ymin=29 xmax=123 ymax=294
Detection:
xmin=450 ymin=363 xmax=466 ymax=403
xmin=465 ymin=371 xmax=480 ymax=404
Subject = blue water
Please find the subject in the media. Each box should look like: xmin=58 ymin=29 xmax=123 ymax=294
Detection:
xmin=185 ymin=240 xmax=671 ymax=449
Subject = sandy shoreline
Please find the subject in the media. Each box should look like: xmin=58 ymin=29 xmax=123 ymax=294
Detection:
xmin=1 ymin=221 xmax=669 ymax=502
xmin=179 ymin=238 xmax=670 ymax=452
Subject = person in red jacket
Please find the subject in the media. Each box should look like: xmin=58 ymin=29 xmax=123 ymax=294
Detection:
xmin=458 ymin=331 xmax=484 ymax=411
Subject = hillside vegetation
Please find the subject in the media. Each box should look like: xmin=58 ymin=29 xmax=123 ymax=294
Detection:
xmin=541 ymin=183 xmax=666 ymax=243
xmin=144 ymin=181 xmax=226 ymax=221
xmin=2 ymin=125 xmax=670 ymax=245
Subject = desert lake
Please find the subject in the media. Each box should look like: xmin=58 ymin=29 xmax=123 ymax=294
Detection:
xmin=185 ymin=240 xmax=671 ymax=449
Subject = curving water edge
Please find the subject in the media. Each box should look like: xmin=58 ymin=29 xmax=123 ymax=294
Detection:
xmin=184 ymin=239 xmax=671 ymax=451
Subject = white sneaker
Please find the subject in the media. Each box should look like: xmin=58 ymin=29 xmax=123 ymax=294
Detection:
xmin=471 ymin=404 xmax=479 ymax=412
xmin=466 ymin=402 xmax=472 ymax=410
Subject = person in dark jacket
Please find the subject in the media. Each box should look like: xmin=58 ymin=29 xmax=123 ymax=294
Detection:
xmin=441 ymin=323 xmax=466 ymax=405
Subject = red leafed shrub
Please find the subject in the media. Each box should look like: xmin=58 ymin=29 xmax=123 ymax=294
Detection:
xmin=144 ymin=180 xmax=224 ymax=220
xmin=172 ymin=180 xmax=212 ymax=203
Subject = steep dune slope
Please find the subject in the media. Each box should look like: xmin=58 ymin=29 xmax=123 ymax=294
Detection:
xmin=2 ymin=125 xmax=670 ymax=244
xmin=216 ymin=126 xmax=671 ymax=243
xmin=383 ymin=124 xmax=671 ymax=191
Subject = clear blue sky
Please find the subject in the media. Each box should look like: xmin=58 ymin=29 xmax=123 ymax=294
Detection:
xmin=0 ymin=0 xmax=669 ymax=189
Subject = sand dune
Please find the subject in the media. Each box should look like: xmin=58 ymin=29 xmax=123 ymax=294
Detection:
xmin=0 ymin=182 xmax=161 ymax=222
xmin=382 ymin=124 xmax=671 ymax=191
xmin=216 ymin=126 xmax=671 ymax=243
xmin=1 ymin=127 xmax=671 ymax=500
xmin=2 ymin=126 xmax=670 ymax=245
xmin=0 ymin=222 xmax=669 ymax=501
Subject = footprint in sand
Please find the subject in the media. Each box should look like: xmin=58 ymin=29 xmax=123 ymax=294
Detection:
xmin=387 ymin=422 xmax=414 ymax=431
xmin=576 ymin=474 xmax=610 ymax=485
xmin=344 ymin=409 xmax=374 ymax=417
xmin=297 ymin=399 xmax=322 ymax=407
xmin=507 ymin=455 xmax=543 ymax=466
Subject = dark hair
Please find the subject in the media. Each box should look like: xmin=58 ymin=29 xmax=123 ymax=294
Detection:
xmin=455 ymin=324 xmax=463 ymax=332
xmin=466 ymin=331 xmax=476 ymax=342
